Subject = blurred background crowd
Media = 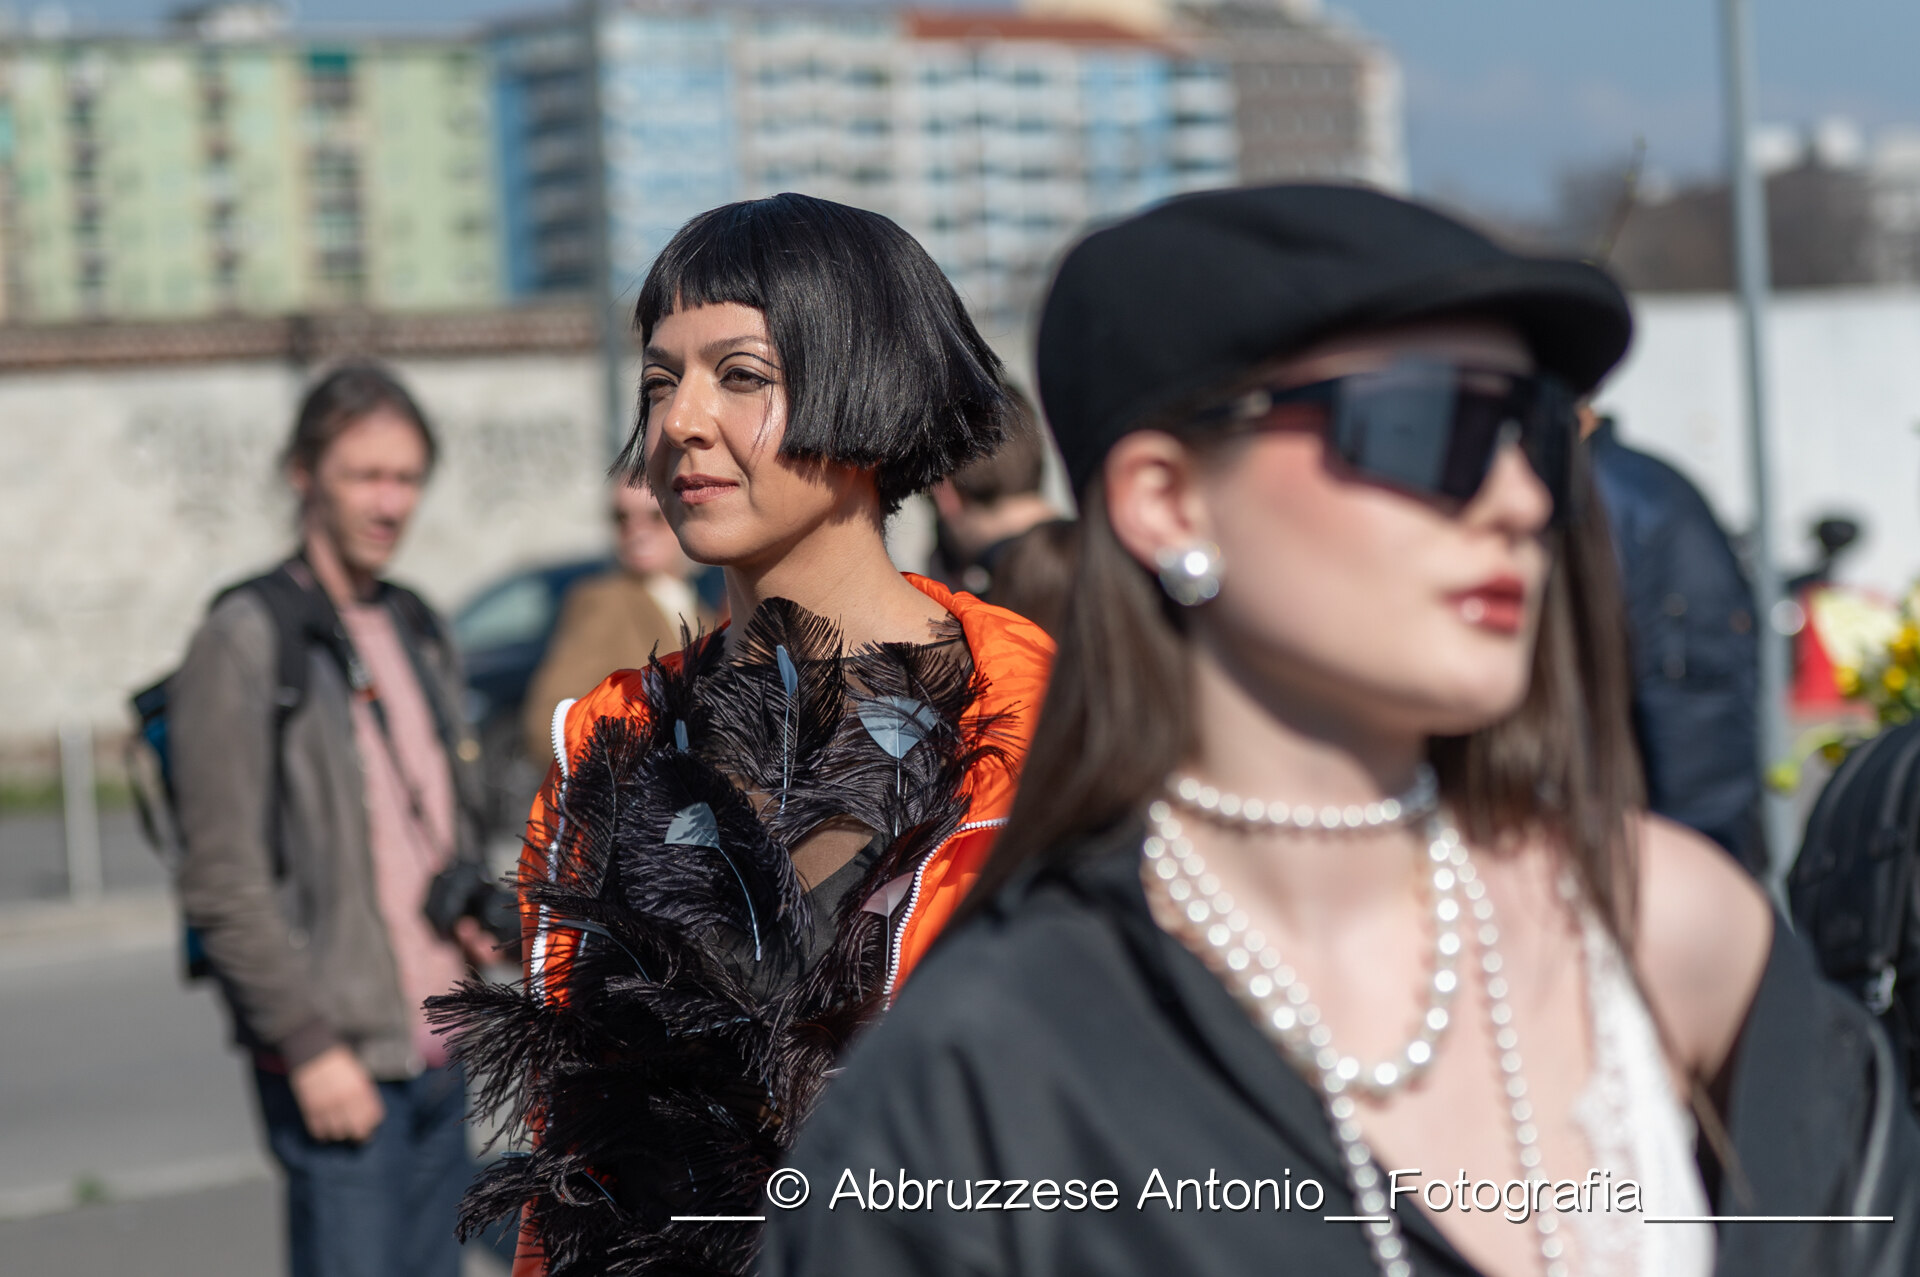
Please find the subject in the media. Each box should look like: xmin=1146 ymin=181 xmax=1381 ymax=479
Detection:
xmin=0 ymin=0 xmax=1916 ymax=1272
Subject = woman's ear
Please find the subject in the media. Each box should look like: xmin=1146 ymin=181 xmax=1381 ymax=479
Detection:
xmin=1102 ymin=431 xmax=1214 ymax=575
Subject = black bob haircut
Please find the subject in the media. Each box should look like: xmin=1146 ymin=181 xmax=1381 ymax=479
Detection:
xmin=619 ymin=193 xmax=1011 ymax=512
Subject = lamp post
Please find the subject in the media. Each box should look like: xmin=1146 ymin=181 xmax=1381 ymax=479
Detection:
xmin=1719 ymin=0 xmax=1793 ymax=888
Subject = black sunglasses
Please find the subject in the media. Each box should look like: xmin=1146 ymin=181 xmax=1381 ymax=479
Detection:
xmin=1194 ymin=358 xmax=1580 ymax=525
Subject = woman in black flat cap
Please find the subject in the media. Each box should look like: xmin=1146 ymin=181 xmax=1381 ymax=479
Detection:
xmin=760 ymin=185 xmax=1919 ymax=1277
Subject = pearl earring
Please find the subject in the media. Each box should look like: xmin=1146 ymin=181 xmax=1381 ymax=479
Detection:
xmin=1155 ymin=542 xmax=1222 ymax=606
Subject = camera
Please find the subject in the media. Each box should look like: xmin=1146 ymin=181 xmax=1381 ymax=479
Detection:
xmin=424 ymin=859 xmax=521 ymax=960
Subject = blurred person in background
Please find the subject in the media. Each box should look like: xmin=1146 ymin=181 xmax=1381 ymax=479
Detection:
xmin=170 ymin=363 xmax=496 ymax=1277
xmin=766 ymin=187 xmax=1917 ymax=1277
xmin=520 ymin=480 xmax=708 ymax=764
xmin=929 ymin=389 xmax=1060 ymax=595
xmin=982 ymin=517 xmax=1078 ymax=639
xmin=1587 ymin=411 xmax=1766 ymax=875
xmin=431 ymin=193 xmax=1053 ymax=1277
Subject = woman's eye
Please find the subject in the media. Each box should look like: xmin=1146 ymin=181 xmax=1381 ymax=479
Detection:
xmin=642 ymin=377 xmax=674 ymax=400
xmin=722 ymin=367 xmax=772 ymax=390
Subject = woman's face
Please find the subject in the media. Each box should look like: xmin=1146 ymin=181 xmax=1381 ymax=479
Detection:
xmin=641 ymin=301 xmax=876 ymax=569
xmin=1115 ymin=319 xmax=1554 ymax=739
xmin=610 ymin=481 xmax=688 ymax=579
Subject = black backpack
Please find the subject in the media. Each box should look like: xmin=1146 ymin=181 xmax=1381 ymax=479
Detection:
xmin=129 ymin=561 xmax=449 ymax=977
xmin=1789 ymin=718 xmax=1920 ymax=1109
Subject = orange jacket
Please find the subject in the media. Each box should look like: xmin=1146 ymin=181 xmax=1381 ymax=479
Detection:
xmin=510 ymin=574 xmax=1052 ymax=1276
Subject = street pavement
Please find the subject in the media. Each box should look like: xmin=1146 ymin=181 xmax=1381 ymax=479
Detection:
xmin=0 ymin=892 xmax=510 ymax=1275
xmin=0 ymin=807 xmax=165 ymax=904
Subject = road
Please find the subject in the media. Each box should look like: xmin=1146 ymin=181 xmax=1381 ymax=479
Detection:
xmin=0 ymin=893 xmax=510 ymax=1275
xmin=0 ymin=807 xmax=165 ymax=905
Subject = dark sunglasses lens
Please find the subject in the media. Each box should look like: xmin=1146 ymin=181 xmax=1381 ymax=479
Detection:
xmin=1329 ymin=365 xmax=1572 ymax=520
xmin=1437 ymin=391 xmax=1510 ymax=504
xmin=1328 ymin=369 xmax=1459 ymax=494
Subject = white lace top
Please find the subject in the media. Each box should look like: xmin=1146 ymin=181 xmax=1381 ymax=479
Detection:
xmin=1568 ymin=912 xmax=1716 ymax=1277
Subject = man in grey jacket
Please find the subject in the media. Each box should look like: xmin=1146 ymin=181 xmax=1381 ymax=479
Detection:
xmin=171 ymin=362 xmax=490 ymax=1277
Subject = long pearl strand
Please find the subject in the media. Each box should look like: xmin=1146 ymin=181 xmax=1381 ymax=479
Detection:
xmin=1144 ymin=799 xmax=1569 ymax=1277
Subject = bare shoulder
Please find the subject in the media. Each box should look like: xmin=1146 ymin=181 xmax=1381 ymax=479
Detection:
xmin=1630 ymin=813 xmax=1774 ymax=1079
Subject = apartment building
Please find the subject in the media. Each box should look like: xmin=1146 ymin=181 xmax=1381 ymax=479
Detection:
xmin=0 ymin=6 xmax=503 ymax=322
xmin=492 ymin=3 xmax=1239 ymax=325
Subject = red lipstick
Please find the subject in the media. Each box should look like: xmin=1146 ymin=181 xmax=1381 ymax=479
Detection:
xmin=1448 ymin=575 xmax=1528 ymax=635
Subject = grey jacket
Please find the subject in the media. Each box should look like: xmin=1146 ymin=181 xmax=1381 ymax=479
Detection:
xmin=170 ymin=569 xmax=483 ymax=1079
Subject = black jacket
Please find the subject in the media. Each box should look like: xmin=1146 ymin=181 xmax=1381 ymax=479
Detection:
xmin=762 ymin=821 xmax=1919 ymax=1276
xmin=1590 ymin=424 xmax=1765 ymax=873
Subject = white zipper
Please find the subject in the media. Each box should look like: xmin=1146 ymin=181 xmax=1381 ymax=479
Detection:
xmin=883 ymin=816 xmax=1008 ymax=1004
xmin=529 ymin=697 xmax=578 ymax=1002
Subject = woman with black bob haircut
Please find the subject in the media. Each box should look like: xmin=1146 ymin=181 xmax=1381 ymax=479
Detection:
xmin=432 ymin=194 xmax=1054 ymax=1275
xmin=763 ymin=186 xmax=1919 ymax=1277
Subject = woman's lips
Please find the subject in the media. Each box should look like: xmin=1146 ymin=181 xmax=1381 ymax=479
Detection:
xmin=672 ymin=474 xmax=738 ymax=506
xmin=1447 ymin=576 xmax=1528 ymax=635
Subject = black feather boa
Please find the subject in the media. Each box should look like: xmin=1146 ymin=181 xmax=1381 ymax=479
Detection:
xmin=427 ymin=598 xmax=1004 ymax=1276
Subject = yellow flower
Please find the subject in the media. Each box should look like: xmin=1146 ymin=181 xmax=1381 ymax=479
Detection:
xmin=1835 ymin=665 xmax=1863 ymax=697
xmin=1886 ymin=666 xmax=1909 ymax=693
xmin=1894 ymin=624 xmax=1920 ymax=666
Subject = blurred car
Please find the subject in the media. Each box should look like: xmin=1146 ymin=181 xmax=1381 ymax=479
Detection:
xmin=453 ymin=557 xmax=610 ymax=835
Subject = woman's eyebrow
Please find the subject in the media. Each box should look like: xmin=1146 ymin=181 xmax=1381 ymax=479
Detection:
xmin=701 ymin=336 xmax=776 ymax=363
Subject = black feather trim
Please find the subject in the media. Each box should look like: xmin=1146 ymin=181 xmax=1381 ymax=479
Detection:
xmin=427 ymin=599 xmax=1002 ymax=1276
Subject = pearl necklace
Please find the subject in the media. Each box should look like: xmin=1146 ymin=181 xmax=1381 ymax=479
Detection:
xmin=1166 ymin=764 xmax=1439 ymax=833
xmin=1143 ymin=799 xmax=1569 ymax=1277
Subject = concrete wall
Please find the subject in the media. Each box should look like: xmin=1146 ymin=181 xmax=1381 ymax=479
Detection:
xmin=1599 ymin=288 xmax=1920 ymax=599
xmin=11 ymin=287 xmax=1915 ymax=754
xmin=0 ymin=350 xmax=612 ymax=751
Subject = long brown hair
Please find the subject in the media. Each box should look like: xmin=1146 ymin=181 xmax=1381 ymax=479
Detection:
xmin=965 ymin=430 xmax=1646 ymax=940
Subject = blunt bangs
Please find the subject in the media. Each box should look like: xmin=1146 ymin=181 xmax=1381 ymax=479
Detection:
xmin=623 ymin=193 xmax=1011 ymax=511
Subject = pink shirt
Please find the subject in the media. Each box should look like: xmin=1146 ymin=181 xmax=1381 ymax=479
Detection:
xmin=339 ymin=599 xmax=467 ymax=1072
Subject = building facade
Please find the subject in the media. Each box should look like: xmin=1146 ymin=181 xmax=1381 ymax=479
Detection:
xmin=492 ymin=3 xmax=1239 ymax=326
xmin=0 ymin=11 xmax=503 ymax=323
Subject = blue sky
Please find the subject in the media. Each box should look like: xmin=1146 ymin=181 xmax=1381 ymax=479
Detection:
xmin=1332 ymin=0 xmax=1920 ymax=213
xmin=41 ymin=0 xmax=1920 ymax=215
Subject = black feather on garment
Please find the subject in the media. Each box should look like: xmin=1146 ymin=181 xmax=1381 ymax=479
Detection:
xmin=427 ymin=599 xmax=1007 ymax=1277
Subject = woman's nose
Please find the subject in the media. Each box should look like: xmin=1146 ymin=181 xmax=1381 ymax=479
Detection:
xmin=1470 ymin=440 xmax=1553 ymax=536
xmin=655 ymin=383 xmax=715 ymax=450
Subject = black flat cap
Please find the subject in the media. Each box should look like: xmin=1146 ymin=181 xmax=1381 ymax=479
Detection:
xmin=1036 ymin=184 xmax=1634 ymax=492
